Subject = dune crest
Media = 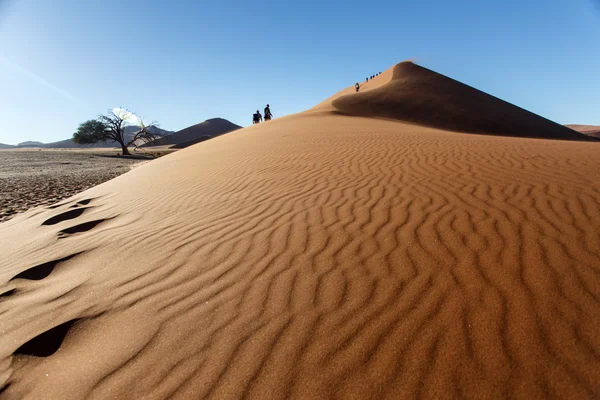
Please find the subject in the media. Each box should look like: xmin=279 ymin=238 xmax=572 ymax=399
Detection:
xmin=0 ymin=62 xmax=599 ymax=399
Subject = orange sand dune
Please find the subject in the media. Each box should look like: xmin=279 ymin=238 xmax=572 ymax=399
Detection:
xmin=565 ymin=125 xmax=600 ymax=139
xmin=0 ymin=62 xmax=599 ymax=399
xmin=331 ymin=62 xmax=593 ymax=140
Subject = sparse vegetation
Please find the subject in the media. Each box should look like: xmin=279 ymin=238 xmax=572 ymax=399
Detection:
xmin=73 ymin=109 xmax=163 ymax=156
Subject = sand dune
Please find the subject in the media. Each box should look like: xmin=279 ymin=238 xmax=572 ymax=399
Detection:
xmin=147 ymin=118 xmax=241 ymax=148
xmin=566 ymin=125 xmax=600 ymax=139
xmin=0 ymin=62 xmax=599 ymax=399
xmin=330 ymin=62 xmax=592 ymax=141
xmin=12 ymin=126 xmax=174 ymax=150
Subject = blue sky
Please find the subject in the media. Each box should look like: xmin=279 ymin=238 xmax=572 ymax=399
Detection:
xmin=0 ymin=0 xmax=599 ymax=144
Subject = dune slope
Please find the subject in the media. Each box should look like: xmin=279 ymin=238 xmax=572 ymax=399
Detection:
xmin=0 ymin=62 xmax=599 ymax=399
xmin=332 ymin=62 xmax=592 ymax=140
xmin=566 ymin=124 xmax=600 ymax=139
xmin=147 ymin=118 xmax=241 ymax=148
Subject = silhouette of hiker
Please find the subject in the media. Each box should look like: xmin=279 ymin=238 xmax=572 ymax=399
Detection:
xmin=355 ymin=82 xmax=360 ymax=92
xmin=253 ymin=110 xmax=262 ymax=124
xmin=264 ymin=104 xmax=273 ymax=121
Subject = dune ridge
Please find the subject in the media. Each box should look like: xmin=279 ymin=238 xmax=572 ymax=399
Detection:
xmin=0 ymin=62 xmax=599 ymax=399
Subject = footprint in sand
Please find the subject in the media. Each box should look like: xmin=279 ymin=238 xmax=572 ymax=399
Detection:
xmin=14 ymin=319 xmax=79 ymax=357
xmin=2 ymin=254 xmax=83 ymax=366
xmin=9 ymin=253 xmax=81 ymax=282
xmin=3 ymin=199 xmax=112 ymax=364
xmin=46 ymin=197 xmax=94 ymax=210
xmin=41 ymin=207 xmax=91 ymax=226
xmin=0 ymin=288 xmax=16 ymax=298
xmin=57 ymin=218 xmax=113 ymax=239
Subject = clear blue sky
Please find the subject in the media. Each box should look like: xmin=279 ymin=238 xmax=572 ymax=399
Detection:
xmin=0 ymin=0 xmax=599 ymax=144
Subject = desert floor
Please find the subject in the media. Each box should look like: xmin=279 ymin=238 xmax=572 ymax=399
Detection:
xmin=0 ymin=150 xmax=148 ymax=223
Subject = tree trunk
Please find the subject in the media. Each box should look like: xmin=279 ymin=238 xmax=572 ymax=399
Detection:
xmin=119 ymin=142 xmax=131 ymax=156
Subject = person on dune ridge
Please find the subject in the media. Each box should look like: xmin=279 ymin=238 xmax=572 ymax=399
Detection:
xmin=253 ymin=110 xmax=262 ymax=124
xmin=264 ymin=104 xmax=273 ymax=121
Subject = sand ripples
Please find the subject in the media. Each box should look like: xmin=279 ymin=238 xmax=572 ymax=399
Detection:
xmin=0 ymin=114 xmax=599 ymax=398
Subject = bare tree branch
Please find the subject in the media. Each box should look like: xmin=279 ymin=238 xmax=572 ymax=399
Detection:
xmin=74 ymin=108 xmax=160 ymax=155
xmin=127 ymin=119 xmax=165 ymax=148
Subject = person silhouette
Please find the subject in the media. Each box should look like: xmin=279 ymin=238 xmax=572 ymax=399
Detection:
xmin=264 ymin=104 xmax=273 ymax=121
xmin=355 ymin=82 xmax=360 ymax=92
xmin=253 ymin=110 xmax=262 ymax=124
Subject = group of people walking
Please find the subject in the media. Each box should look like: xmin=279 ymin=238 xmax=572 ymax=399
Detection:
xmin=355 ymin=71 xmax=384 ymax=92
xmin=366 ymin=72 xmax=382 ymax=82
xmin=253 ymin=104 xmax=274 ymax=124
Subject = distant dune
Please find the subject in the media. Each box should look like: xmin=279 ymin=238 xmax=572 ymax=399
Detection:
xmin=146 ymin=118 xmax=241 ymax=148
xmin=329 ymin=62 xmax=591 ymax=141
xmin=16 ymin=141 xmax=45 ymax=148
xmin=565 ymin=124 xmax=600 ymax=138
xmin=0 ymin=61 xmax=598 ymax=399
xmin=13 ymin=126 xmax=174 ymax=149
xmin=4 ymin=118 xmax=240 ymax=151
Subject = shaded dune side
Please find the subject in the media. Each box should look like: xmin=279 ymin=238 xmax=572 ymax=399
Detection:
xmin=170 ymin=136 xmax=213 ymax=149
xmin=147 ymin=118 xmax=242 ymax=148
xmin=566 ymin=125 xmax=600 ymax=139
xmin=333 ymin=62 xmax=593 ymax=141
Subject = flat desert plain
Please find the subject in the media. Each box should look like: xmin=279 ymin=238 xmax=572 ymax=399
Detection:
xmin=0 ymin=62 xmax=598 ymax=399
xmin=0 ymin=150 xmax=148 ymax=223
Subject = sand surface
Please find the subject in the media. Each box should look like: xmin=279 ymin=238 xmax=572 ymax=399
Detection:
xmin=0 ymin=150 xmax=147 ymax=223
xmin=0 ymin=62 xmax=599 ymax=399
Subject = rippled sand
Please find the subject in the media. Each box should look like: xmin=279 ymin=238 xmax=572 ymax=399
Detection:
xmin=0 ymin=63 xmax=598 ymax=399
